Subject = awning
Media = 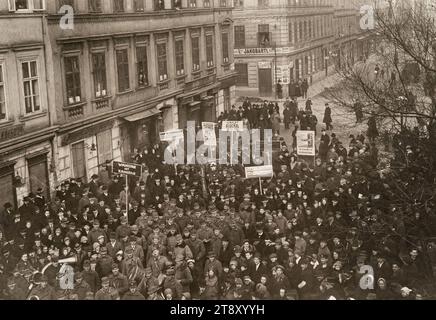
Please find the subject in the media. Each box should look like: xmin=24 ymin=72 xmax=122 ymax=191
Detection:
xmin=123 ymin=108 xmax=160 ymax=122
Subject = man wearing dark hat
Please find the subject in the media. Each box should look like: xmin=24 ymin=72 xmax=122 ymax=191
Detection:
xmin=95 ymin=276 xmax=119 ymax=300
xmin=87 ymin=220 xmax=106 ymax=245
xmin=109 ymin=263 xmax=129 ymax=296
xmin=296 ymin=258 xmax=316 ymax=300
xmin=115 ymin=216 xmax=131 ymax=240
xmin=162 ymin=266 xmax=183 ymax=299
xmin=96 ymin=247 xmax=114 ymax=278
xmin=28 ymin=274 xmax=55 ymax=300
xmin=249 ymin=252 xmax=268 ymax=284
xmin=122 ymin=281 xmax=145 ymax=300
xmin=106 ymin=232 xmax=122 ymax=259
xmin=82 ymin=260 xmax=99 ymax=293
xmin=204 ymin=251 xmax=223 ymax=279
xmin=72 ymin=272 xmax=91 ymax=300
xmin=89 ymin=174 xmax=101 ymax=198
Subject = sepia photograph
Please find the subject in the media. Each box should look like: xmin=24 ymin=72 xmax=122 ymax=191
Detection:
xmin=0 ymin=0 xmax=436 ymax=306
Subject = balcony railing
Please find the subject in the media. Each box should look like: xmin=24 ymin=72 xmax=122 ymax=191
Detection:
xmin=64 ymin=103 xmax=85 ymax=121
xmin=0 ymin=123 xmax=25 ymax=141
xmin=92 ymin=96 xmax=111 ymax=113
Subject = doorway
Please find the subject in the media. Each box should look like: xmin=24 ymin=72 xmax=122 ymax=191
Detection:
xmin=258 ymin=68 xmax=272 ymax=96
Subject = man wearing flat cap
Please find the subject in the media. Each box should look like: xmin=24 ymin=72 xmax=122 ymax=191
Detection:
xmin=109 ymin=263 xmax=129 ymax=296
xmin=95 ymin=276 xmax=119 ymax=300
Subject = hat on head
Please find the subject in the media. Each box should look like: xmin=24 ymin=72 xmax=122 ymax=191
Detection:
xmin=101 ymin=277 xmax=110 ymax=285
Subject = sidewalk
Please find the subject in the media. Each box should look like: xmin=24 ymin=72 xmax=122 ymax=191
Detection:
xmin=235 ymin=72 xmax=343 ymax=104
xmin=307 ymin=73 xmax=342 ymax=99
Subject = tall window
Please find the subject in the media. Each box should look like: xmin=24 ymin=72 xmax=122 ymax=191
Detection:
xmin=299 ymin=21 xmax=303 ymax=41
xmin=92 ymin=53 xmax=107 ymax=98
xmin=136 ymin=46 xmax=149 ymax=86
xmin=133 ymin=0 xmax=144 ymax=11
xmin=89 ymin=0 xmax=102 ymax=12
xmin=222 ymin=33 xmax=229 ymax=64
xmin=114 ymin=0 xmax=124 ymax=12
xmin=175 ymin=40 xmax=185 ymax=76
xmin=22 ymin=61 xmax=41 ymax=113
xmin=235 ymin=63 xmax=248 ymax=86
xmin=64 ymin=56 xmax=81 ymax=105
xmin=206 ymin=34 xmax=214 ymax=67
xmin=59 ymin=0 xmax=74 ymax=9
xmin=294 ymin=22 xmax=298 ymax=42
xmin=288 ymin=23 xmax=293 ymax=43
xmin=157 ymin=43 xmax=168 ymax=82
xmin=9 ymin=0 xmax=46 ymax=11
xmin=189 ymin=0 xmax=196 ymax=7
xmin=258 ymin=0 xmax=268 ymax=7
xmin=191 ymin=37 xmax=200 ymax=72
xmin=234 ymin=26 xmax=245 ymax=49
xmin=203 ymin=0 xmax=210 ymax=7
xmin=0 ymin=65 xmax=6 ymax=119
xmin=223 ymin=87 xmax=230 ymax=111
xmin=258 ymin=24 xmax=270 ymax=47
xmin=116 ymin=49 xmax=130 ymax=92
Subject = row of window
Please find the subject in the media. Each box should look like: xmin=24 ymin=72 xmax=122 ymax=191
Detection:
xmin=60 ymin=0 xmax=217 ymax=12
xmin=235 ymin=51 xmax=325 ymax=86
xmin=0 ymin=60 xmax=41 ymax=120
xmin=234 ymin=16 xmax=333 ymax=49
xmin=63 ymin=33 xmax=229 ymax=105
xmin=234 ymin=0 xmax=334 ymax=8
xmin=7 ymin=0 xmax=227 ymax=12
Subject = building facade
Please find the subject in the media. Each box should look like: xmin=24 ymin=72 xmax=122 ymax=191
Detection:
xmin=233 ymin=0 xmax=372 ymax=97
xmin=44 ymin=0 xmax=237 ymax=184
xmin=0 ymin=0 xmax=237 ymax=207
xmin=0 ymin=0 xmax=57 ymax=209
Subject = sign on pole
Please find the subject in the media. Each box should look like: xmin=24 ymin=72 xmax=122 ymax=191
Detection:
xmin=245 ymin=165 xmax=274 ymax=179
xmin=222 ymin=121 xmax=244 ymax=132
xmin=159 ymin=129 xmax=184 ymax=142
xmin=113 ymin=161 xmax=142 ymax=177
xmin=202 ymin=122 xmax=217 ymax=146
xmin=296 ymin=130 xmax=316 ymax=156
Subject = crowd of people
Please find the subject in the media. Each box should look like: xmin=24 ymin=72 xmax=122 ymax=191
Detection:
xmin=0 ymin=95 xmax=435 ymax=300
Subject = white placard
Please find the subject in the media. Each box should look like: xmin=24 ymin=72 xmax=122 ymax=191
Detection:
xmin=296 ymin=130 xmax=316 ymax=156
xmin=222 ymin=121 xmax=244 ymax=132
xmin=202 ymin=122 xmax=217 ymax=146
xmin=245 ymin=165 xmax=274 ymax=179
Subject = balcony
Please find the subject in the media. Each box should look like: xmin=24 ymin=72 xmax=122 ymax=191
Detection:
xmin=0 ymin=123 xmax=25 ymax=141
xmin=92 ymin=96 xmax=112 ymax=113
xmin=63 ymin=103 xmax=85 ymax=121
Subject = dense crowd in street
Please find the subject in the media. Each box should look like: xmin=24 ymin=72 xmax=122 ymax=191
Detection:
xmin=0 ymin=96 xmax=435 ymax=300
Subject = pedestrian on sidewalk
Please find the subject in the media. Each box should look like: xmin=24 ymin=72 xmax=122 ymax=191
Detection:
xmin=283 ymin=105 xmax=291 ymax=130
xmin=305 ymin=98 xmax=313 ymax=113
xmin=353 ymin=101 xmax=364 ymax=123
xmin=301 ymin=78 xmax=309 ymax=99
xmin=323 ymin=103 xmax=333 ymax=131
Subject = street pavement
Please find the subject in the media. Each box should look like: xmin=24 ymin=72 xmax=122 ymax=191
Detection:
xmin=235 ymin=73 xmax=368 ymax=151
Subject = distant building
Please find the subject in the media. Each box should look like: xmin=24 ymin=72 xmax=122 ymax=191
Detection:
xmin=233 ymin=0 xmax=372 ymax=97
